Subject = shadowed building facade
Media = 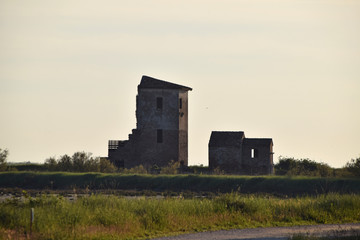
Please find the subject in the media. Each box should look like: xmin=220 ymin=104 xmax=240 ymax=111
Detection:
xmin=108 ymin=76 xmax=192 ymax=169
xmin=209 ymin=131 xmax=274 ymax=175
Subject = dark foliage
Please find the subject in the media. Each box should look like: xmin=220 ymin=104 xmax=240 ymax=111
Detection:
xmin=0 ymin=148 xmax=8 ymax=171
xmin=346 ymin=157 xmax=360 ymax=177
xmin=43 ymin=152 xmax=117 ymax=173
xmin=275 ymin=157 xmax=334 ymax=177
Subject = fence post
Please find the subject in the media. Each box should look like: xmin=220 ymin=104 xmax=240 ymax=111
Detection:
xmin=30 ymin=208 xmax=34 ymax=235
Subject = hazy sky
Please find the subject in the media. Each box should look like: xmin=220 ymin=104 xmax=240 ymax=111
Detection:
xmin=1 ymin=0 xmax=359 ymax=168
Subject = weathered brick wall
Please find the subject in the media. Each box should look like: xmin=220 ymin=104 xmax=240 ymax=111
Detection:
xmin=208 ymin=132 xmax=274 ymax=175
xmin=109 ymin=84 xmax=190 ymax=169
xmin=241 ymin=141 xmax=274 ymax=175
xmin=178 ymin=90 xmax=189 ymax=166
xmin=136 ymin=89 xmax=179 ymax=130
xmin=125 ymin=129 xmax=180 ymax=168
xmin=209 ymin=146 xmax=242 ymax=172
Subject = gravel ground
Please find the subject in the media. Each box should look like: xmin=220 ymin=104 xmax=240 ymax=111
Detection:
xmin=152 ymin=223 xmax=360 ymax=240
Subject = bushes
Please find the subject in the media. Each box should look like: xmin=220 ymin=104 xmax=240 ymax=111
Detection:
xmin=0 ymin=148 xmax=8 ymax=171
xmin=346 ymin=157 xmax=360 ymax=177
xmin=44 ymin=152 xmax=117 ymax=173
xmin=275 ymin=157 xmax=334 ymax=177
xmin=274 ymin=156 xmax=360 ymax=178
xmin=11 ymin=163 xmax=47 ymax=171
xmin=121 ymin=165 xmax=148 ymax=174
xmin=160 ymin=160 xmax=180 ymax=174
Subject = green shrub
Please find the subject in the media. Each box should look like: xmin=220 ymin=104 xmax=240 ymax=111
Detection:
xmin=122 ymin=165 xmax=148 ymax=174
xmin=346 ymin=157 xmax=360 ymax=177
xmin=160 ymin=160 xmax=180 ymax=174
xmin=275 ymin=157 xmax=333 ymax=177
xmin=43 ymin=152 xmax=118 ymax=173
xmin=0 ymin=148 xmax=8 ymax=171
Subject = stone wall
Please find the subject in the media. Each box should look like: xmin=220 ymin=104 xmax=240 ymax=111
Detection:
xmin=208 ymin=131 xmax=274 ymax=175
xmin=108 ymin=76 xmax=191 ymax=169
xmin=209 ymin=146 xmax=242 ymax=172
xmin=241 ymin=139 xmax=274 ymax=175
xmin=178 ymin=90 xmax=189 ymax=166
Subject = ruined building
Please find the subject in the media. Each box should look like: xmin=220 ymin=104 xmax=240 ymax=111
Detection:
xmin=108 ymin=75 xmax=274 ymax=175
xmin=108 ymin=76 xmax=192 ymax=168
xmin=209 ymin=131 xmax=274 ymax=175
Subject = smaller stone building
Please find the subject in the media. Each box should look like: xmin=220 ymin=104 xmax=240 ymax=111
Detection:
xmin=209 ymin=131 xmax=274 ymax=175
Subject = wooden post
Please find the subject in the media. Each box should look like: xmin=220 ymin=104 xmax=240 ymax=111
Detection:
xmin=30 ymin=208 xmax=34 ymax=235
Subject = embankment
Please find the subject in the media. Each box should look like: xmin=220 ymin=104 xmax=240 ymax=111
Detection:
xmin=1 ymin=172 xmax=359 ymax=195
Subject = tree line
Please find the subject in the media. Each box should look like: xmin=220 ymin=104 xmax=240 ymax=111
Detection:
xmin=44 ymin=152 xmax=117 ymax=173
xmin=0 ymin=148 xmax=117 ymax=173
xmin=1 ymin=148 xmax=360 ymax=177
xmin=274 ymin=156 xmax=360 ymax=177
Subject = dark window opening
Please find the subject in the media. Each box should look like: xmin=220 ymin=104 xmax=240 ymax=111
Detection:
xmin=157 ymin=129 xmax=163 ymax=143
xmin=179 ymin=98 xmax=183 ymax=109
xmin=157 ymin=97 xmax=163 ymax=110
xmin=251 ymin=148 xmax=259 ymax=159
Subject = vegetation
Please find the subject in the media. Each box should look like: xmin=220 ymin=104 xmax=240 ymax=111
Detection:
xmin=0 ymin=172 xmax=359 ymax=196
xmin=274 ymin=157 xmax=358 ymax=178
xmin=160 ymin=160 xmax=180 ymax=174
xmin=0 ymin=193 xmax=359 ymax=239
xmin=8 ymin=163 xmax=47 ymax=171
xmin=43 ymin=152 xmax=117 ymax=173
xmin=1 ymin=149 xmax=359 ymax=239
xmin=346 ymin=157 xmax=360 ymax=177
xmin=275 ymin=157 xmax=334 ymax=177
xmin=4 ymin=149 xmax=359 ymax=178
xmin=0 ymin=148 xmax=8 ymax=171
xmin=190 ymin=165 xmax=212 ymax=174
xmin=2 ymin=146 xmax=358 ymax=178
xmin=121 ymin=165 xmax=148 ymax=174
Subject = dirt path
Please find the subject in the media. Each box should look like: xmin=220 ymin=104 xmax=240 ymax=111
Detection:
xmin=152 ymin=223 xmax=360 ymax=240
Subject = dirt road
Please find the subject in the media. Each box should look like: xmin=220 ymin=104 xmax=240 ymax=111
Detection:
xmin=152 ymin=223 xmax=360 ymax=240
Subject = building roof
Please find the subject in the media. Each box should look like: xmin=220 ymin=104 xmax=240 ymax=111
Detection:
xmin=138 ymin=75 xmax=192 ymax=91
xmin=209 ymin=131 xmax=245 ymax=147
xmin=243 ymin=138 xmax=273 ymax=146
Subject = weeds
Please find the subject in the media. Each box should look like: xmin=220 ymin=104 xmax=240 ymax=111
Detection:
xmin=0 ymin=193 xmax=359 ymax=239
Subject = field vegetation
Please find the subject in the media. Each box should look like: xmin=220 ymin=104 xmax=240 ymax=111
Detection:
xmin=1 ymin=193 xmax=359 ymax=239
xmin=1 ymin=172 xmax=359 ymax=196
xmin=1 ymin=148 xmax=359 ymax=178
xmin=1 ymin=149 xmax=360 ymax=239
xmin=274 ymin=157 xmax=359 ymax=178
xmin=0 ymin=148 xmax=8 ymax=172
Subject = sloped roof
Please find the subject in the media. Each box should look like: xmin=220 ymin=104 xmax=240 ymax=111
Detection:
xmin=138 ymin=75 xmax=192 ymax=91
xmin=209 ymin=131 xmax=245 ymax=147
xmin=243 ymin=138 xmax=273 ymax=146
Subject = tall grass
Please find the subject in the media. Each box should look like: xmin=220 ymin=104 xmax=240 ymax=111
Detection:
xmin=0 ymin=193 xmax=359 ymax=239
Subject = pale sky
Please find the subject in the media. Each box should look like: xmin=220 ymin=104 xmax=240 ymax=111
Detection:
xmin=1 ymin=0 xmax=359 ymax=168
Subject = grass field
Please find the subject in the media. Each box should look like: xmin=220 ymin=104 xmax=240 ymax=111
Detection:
xmin=1 ymin=172 xmax=359 ymax=239
xmin=0 ymin=193 xmax=359 ymax=239
xmin=0 ymin=172 xmax=360 ymax=196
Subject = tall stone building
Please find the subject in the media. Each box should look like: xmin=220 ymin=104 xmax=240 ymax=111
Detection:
xmin=108 ymin=75 xmax=192 ymax=168
xmin=209 ymin=131 xmax=274 ymax=175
